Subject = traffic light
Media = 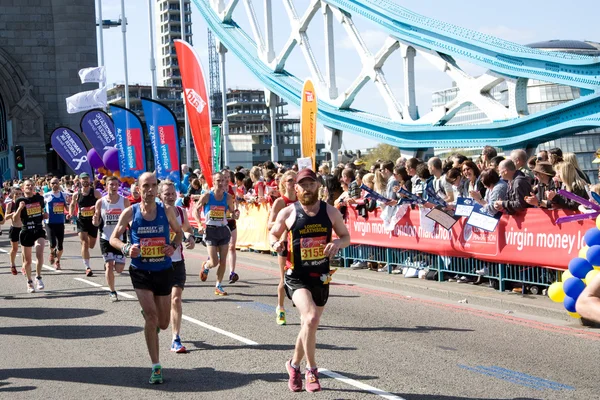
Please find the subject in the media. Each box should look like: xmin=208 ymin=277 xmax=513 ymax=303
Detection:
xmin=14 ymin=145 xmax=25 ymax=171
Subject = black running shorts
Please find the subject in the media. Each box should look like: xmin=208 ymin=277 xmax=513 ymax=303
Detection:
xmin=9 ymin=226 xmax=21 ymax=243
xmin=129 ymin=266 xmax=174 ymax=296
xmin=19 ymin=228 xmax=46 ymax=248
xmin=204 ymin=225 xmax=231 ymax=247
xmin=227 ymin=219 xmax=237 ymax=232
xmin=172 ymin=260 xmax=186 ymax=289
xmin=77 ymin=218 xmax=98 ymax=238
xmin=100 ymin=238 xmax=125 ymax=264
xmin=284 ymin=273 xmax=330 ymax=307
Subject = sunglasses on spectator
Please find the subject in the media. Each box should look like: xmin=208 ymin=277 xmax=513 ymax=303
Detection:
xmin=537 ymin=157 xmax=544 ymax=161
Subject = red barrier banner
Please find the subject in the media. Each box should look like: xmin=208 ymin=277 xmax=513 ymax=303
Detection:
xmin=346 ymin=207 xmax=595 ymax=270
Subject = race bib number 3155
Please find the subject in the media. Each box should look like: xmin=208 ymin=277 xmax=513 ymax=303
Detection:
xmin=140 ymin=237 xmax=166 ymax=258
xmin=300 ymin=236 xmax=327 ymax=261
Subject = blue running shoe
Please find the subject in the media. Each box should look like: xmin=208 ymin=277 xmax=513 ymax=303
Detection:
xmin=170 ymin=336 xmax=187 ymax=353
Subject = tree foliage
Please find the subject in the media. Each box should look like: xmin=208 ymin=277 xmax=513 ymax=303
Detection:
xmin=361 ymin=144 xmax=401 ymax=167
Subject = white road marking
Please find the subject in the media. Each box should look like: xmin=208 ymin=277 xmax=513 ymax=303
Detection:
xmin=74 ymin=278 xmax=135 ymax=299
xmin=182 ymin=315 xmax=259 ymax=345
xmin=319 ymin=368 xmax=407 ymax=400
xmin=0 ymin=249 xmax=8 ymax=254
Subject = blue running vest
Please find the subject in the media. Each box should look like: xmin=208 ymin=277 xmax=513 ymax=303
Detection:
xmin=130 ymin=203 xmax=171 ymax=271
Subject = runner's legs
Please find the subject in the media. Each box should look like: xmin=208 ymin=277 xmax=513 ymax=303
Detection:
xmin=228 ymin=228 xmax=237 ymax=274
xmin=277 ymin=255 xmax=286 ymax=309
xmin=291 ymin=289 xmax=324 ymax=369
xmin=34 ymin=238 xmax=45 ymax=278
xmin=171 ymin=286 xmax=183 ymax=338
xmin=135 ymin=289 xmax=171 ymax=364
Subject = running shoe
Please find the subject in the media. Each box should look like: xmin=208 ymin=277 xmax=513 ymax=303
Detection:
xmin=229 ymin=272 xmax=239 ymax=284
xmin=10 ymin=265 xmax=17 ymax=275
xmin=36 ymin=277 xmax=44 ymax=291
xmin=276 ymin=307 xmax=286 ymax=326
xmin=109 ymin=291 xmax=118 ymax=302
xmin=285 ymin=359 xmax=303 ymax=392
xmin=214 ymin=284 xmax=227 ymax=296
xmin=55 ymin=261 xmax=61 ymax=271
xmin=305 ymin=368 xmax=321 ymax=392
xmin=200 ymin=261 xmax=209 ymax=282
xmin=149 ymin=365 xmax=163 ymax=384
xmin=170 ymin=336 xmax=187 ymax=353
xmin=27 ymin=281 xmax=35 ymax=293
xmin=85 ymin=268 xmax=93 ymax=277
xmin=21 ymin=266 xmax=26 ymax=276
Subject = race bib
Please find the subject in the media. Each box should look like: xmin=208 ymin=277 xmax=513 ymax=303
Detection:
xmin=140 ymin=237 xmax=166 ymax=258
xmin=104 ymin=209 xmax=122 ymax=225
xmin=52 ymin=203 xmax=65 ymax=214
xmin=300 ymin=236 xmax=327 ymax=261
xmin=80 ymin=206 xmax=95 ymax=218
xmin=208 ymin=205 xmax=225 ymax=221
xmin=26 ymin=202 xmax=42 ymax=217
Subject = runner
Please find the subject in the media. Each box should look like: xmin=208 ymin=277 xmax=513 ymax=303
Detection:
xmin=44 ymin=177 xmax=69 ymax=270
xmin=69 ymin=172 xmax=102 ymax=277
xmin=14 ymin=180 xmax=48 ymax=293
xmin=223 ymin=169 xmax=240 ymax=284
xmin=158 ymin=179 xmax=195 ymax=353
xmin=92 ymin=176 xmax=130 ymax=302
xmin=4 ymin=186 xmax=23 ymax=275
xmin=193 ymin=172 xmax=236 ymax=296
xmin=269 ymin=168 xmax=350 ymax=392
xmin=267 ymin=170 xmax=297 ymax=325
xmin=109 ymin=172 xmax=183 ymax=384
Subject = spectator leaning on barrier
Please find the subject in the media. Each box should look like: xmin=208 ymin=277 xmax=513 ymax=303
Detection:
xmin=380 ymin=161 xmax=399 ymax=202
xmin=405 ymin=158 xmax=420 ymax=192
xmin=393 ymin=166 xmax=410 ymax=193
xmin=461 ymin=160 xmax=486 ymax=199
xmin=511 ymin=150 xmax=535 ymax=184
xmin=428 ymin=157 xmax=454 ymax=203
xmin=480 ymin=146 xmax=498 ymax=169
xmin=445 ymin=168 xmax=464 ymax=203
xmin=413 ymin=163 xmax=431 ymax=197
xmin=547 ymin=161 xmax=589 ymax=211
xmin=524 ymin=161 xmax=556 ymax=209
xmin=469 ymin=168 xmax=507 ymax=215
xmin=563 ymin=152 xmax=591 ymax=184
xmin=489 ymin=156 xmax=505 ymax=173
xmin=494 ymin=159 xmax=532 ymax=214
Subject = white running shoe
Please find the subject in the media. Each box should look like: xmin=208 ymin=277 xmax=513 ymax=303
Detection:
xmin=27 ymin=282 xmax=35 ymax=293
xmin=36 ymin=278 xmax=45 ymax=290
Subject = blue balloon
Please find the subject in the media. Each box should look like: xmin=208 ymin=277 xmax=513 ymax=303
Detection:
xmin=586 ymin=245 xmax=600 ymax=266
xmin=584 ymin=228 xmax=600 ymax=247
xmin=564 ymin=296 xmax=578 ymax=313
xmin=563 ymin=277 xmax=586 ymax=299
xmin=568 ymin=257 xmax=594 ymax=279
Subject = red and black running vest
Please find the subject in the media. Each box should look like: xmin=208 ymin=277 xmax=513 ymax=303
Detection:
xmin=286 ymin=201 xmax=332 ymax=276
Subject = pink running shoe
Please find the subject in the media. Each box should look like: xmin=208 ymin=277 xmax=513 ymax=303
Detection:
xmin=305 ymin=368 xmax=321 ymax=392
xmin=285 ymin=360 xmax=303 ymax=392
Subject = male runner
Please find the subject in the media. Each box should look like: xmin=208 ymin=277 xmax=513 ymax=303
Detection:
xmin=110 ymin=172 xmax=182 ymax=384
xmin=92 ymin=176 xmax=130 ymax=301
xmin=267 ymin=170 xmax=297 ymax=325
xmin=44 ymin=177 xmax=69 ymax=270
xmin=14 ymin=180 xmax=48 ymax=293
xmin=4 ymin=186 xmax=23 ymax=275
xmin=69 ymin=172 xmax=101 ymax=277
xmin=222 ymin=169 xmax=240 ymax=284
xmin=193 ymin=172 xmax=236 ymax=296
xmin=269 ymin=168 xmax=350 ymax=392
xmin=158 ymin=179 xmax=195 ymax=353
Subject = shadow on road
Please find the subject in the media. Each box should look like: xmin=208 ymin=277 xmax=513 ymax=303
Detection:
xmin=187 ymin=341 xmax=357 ymax=353
xmin=0 ymin=307 xmax=103 ymax=320
xmin=0 ymin=367 xmax=286 ymax=393
xmin=3 ymin=289 xmax=113 ymax=301
xmin=319 ymin=325 xmax=475 ymax=333
xmin=0 ymin=325 xmax=142 ymax=339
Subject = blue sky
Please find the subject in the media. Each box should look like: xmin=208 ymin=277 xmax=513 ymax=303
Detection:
xmin=100 ymin=0 xmax=599 ymax=150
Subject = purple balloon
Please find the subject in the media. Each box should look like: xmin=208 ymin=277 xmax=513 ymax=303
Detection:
xmin=102 ymin=147 xmax=120 ymax=172
xmin=87 ymin=148 xmax=104 ymax=170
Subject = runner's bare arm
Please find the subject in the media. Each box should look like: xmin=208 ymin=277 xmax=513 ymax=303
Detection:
xmin=165 ymin=204 xmax=183 ymax=256
xmin=92 ymin=198 xmax=102 ymax=227
xmin=324 ymin=204 xmax=351 ymax=258
xmin=576 ymin=271 xmax=600 ymax=323
xmin=94 ymin=189 xmax=102 ymax=199
xmin=192 ymin=192 xmax=209 ymax=225
xmin=267 ymin=198 xmax=285 ymax=230
xmin=268 ymin=206 xmax=293 ymax=253
xmin=226 ymin=193 xmax=236 ymax=219
xmin=69 ymin=192 xmax=79 ymax=216
xmin=181 ymin=208 xmax=195 ymax=249
xmin=110 ymin=206 xmax=133 ymax=252
xmin=123 ymin=198 xmax=130 ymax=209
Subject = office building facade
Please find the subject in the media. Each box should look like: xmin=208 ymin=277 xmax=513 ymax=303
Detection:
xmin=155 ymin=0 xmax=192 ymax=87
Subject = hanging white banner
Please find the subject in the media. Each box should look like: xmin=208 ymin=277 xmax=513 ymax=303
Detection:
xmin=65 ymin=86 xmax=107 ymax=114
xmin=78 ymin=66 xmax=106 ymax=84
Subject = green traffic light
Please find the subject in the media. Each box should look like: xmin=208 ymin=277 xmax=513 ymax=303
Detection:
xmin=17 ymin=163 xmax=23 ymax=168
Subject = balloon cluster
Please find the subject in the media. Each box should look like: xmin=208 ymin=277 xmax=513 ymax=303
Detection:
xmin=548 ymin=217 xmax=600 ymax=318
xmin=87 ymin=148 xmax=136 ymax=188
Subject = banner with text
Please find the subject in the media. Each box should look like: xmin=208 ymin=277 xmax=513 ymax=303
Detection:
xmin=50 ymin=127 xmax=93 ymax=176
xmin=80 ymin=109 xmax=116 ymax=158
xmin=300 ymin=79 xmax=317 ymax=171
xmin=110 ymin=104 xmax=146 ymax=179
xmin=141 ymin=98 xmax=181 ymax=182
xmin=212 ymin=126 xmax=221 ymax=172
xmin=346 ymin=206 xmax=594 ymax=269
xmin=174 ymin=39 xmax=213 ymax=187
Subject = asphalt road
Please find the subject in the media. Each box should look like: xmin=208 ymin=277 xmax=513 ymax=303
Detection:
xmin=0 ymin=229 xmax=598 ymax=399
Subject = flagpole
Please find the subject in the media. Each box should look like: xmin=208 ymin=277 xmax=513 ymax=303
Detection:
xmin=148 ymin=0 xmax=157 ymax=99
xmin=181 ymin=0 xmax=192 ymax=166
xmin=96 ymin=0 xmax=104 ymax=83
xmin=120 ymin=0 xmax=130 ymax=108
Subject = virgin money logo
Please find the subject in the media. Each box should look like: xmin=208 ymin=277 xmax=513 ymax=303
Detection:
xmin=305 ymin=91 xmax=314 ymax=102
xmin=185 ymin=88 xmax=206 ymax=114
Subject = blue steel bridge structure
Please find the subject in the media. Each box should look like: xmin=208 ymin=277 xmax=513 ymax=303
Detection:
xmin=192 ymin=0 xmax=600 ymax=157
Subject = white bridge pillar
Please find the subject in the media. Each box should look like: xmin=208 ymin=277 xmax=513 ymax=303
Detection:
xmin=402 ymin=45 xmax=419 ymax=121
xmin=324 ymin=126 xmax=342 ymax=166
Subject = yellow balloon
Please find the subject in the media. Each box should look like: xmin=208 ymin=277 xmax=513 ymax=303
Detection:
xmin=562 ymin=270 xmax=573 ymax=282
xmin=567 ymin=311 xmax=581 ymax=319
xmin=596 ymin=214 xmax=600 ymax=230
xmin=548 ymin=282 xmax=566 ymax=303
xmin=579 ymin=246 xmax=589 ymax=259
xmin=585 ymin=269 xmax=600 ymax=285
xmin=595 ymin=266 xmax=600 ymax=271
